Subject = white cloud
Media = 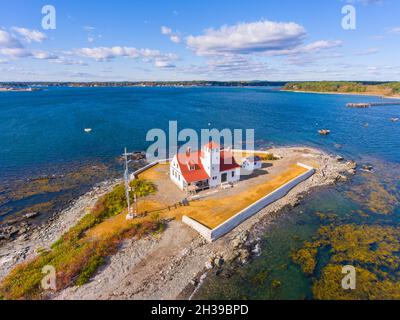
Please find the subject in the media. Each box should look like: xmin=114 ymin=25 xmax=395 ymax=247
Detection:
xmin=0 ymin=29 xmax=23 ymax=49
xmin=11 ymin=27 xmax=46 ymax=43
xmin=73 ymin=46 xmax=177 ymax=68
xmin=161 ymin=26 xmax=181 ymax=43
xmin=354 ymin=48 xmax=379 ymax=56
xmin=155 ymin=59 xmax=175 ymax=69
xmin=52 ymin=57 xmax=88 ymax=66
xmin=31 ymin=50 xmax=58 ymax=60
xmin=186 ymin=20 xmax=307 ymax=56
xmin=388 ymin=27 xmax=400 ymax=35
xmin=170 ymin=35 xmax=181 ymax=43
xmin=161 ymin=26 xmax=172 ymax=35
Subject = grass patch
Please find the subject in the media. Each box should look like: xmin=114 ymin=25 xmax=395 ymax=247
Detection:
xmin=0 ymin=179 xmax=160 ymax=300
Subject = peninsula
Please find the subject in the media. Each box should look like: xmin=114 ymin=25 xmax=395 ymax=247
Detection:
xmin=0 ymin=147 xmax=356 ymax=300
xmin=282 ymin=81 xmax=400 ymax=98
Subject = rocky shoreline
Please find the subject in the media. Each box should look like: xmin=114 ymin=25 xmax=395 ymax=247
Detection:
xmin=0 ymin=147 xmax=357 ymax=300
xmin=0 ymin=179 xmax=121 ymax=281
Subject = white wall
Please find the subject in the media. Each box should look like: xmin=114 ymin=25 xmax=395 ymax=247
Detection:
xmin=182 ymin=162 xmax=315 ymax=242
xmin=182 ymin=216 xmax=212 ymax=240
xmin=170 ymin=156 xmax=185 ymax=190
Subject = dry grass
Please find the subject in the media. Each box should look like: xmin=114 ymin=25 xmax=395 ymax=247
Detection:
xmin=183 ymin=164 xmax=307 ymax=229
xmin=127 ymin=162 xmax=309 ymax=229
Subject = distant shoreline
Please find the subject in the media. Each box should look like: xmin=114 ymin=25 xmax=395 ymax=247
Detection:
xmin=281 ymin=89 xmax=400 ymax=100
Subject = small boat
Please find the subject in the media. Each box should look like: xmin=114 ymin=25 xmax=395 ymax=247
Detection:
xmin=318 ymin=129 xmax=331 ymax=135
xmin=84 ymin=128 xmax=92 ymax=133
xmin=390 ymin=118 xmax=399 ymax=122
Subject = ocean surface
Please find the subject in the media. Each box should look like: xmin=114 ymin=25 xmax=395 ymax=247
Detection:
xmin=1 ymin=86 xmax=400 ymax=299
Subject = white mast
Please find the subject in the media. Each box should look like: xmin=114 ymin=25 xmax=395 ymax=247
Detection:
xmin=123 ymin=147 xmax=136 ymax=220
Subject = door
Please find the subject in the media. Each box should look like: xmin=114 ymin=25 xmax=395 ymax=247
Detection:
xmin=221 ymin=173 xmax=227 ymax=183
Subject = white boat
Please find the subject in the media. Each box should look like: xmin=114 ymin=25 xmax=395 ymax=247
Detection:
xmin=84 ymin=128 xmax=92 ymax=133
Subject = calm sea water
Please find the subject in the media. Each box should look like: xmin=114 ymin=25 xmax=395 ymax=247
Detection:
xmin=1 ymin=86 xmax=400 ymax=179
xmin=1 ymin=86 xmax=399 ymax=299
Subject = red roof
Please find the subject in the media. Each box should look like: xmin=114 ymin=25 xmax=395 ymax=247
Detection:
xmin=220 ymin=150 xmax=241 ymax=172
xmin=176 ymin=151 xmax=209 ymax=183
xmin=175 ymin=148 xmax=240 ymax=183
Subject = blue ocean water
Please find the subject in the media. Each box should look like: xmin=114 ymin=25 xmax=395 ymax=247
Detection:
xmin=1 ymin=87 xmax=399 ymax=180
xmin=1 ymin=87 xmax=400 ymax=299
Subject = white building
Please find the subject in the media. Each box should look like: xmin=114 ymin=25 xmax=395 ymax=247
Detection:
xmin=242 ymin=156 xmax=262 ymax=171
xmin=170 ymin=142 xmax=241 ymax=191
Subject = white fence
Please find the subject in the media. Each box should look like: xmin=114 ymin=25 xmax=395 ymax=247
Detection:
xmin=182 ymin=162 xmax=315 ymax=242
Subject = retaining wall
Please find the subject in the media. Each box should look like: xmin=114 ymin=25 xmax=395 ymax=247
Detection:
xmin=182 ymin=162 xmax=315 ymax=242
xmin=131 ymin=158 xmax=171 ymax=179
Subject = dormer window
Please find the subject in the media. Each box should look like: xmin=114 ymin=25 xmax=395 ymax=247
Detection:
xmin=187 ymin=161 xmax=196 ymax=171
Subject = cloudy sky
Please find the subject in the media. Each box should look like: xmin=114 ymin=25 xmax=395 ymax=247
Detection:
xmin=0 ymin=0 xmax=399 ymax=81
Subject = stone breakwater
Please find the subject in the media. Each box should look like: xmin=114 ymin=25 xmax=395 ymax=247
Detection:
xmin=1 ymin=147 xmax=357 ymax=300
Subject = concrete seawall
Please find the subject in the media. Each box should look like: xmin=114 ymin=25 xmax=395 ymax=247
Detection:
xmin=183 ymin=162 xmax=315 ymax=242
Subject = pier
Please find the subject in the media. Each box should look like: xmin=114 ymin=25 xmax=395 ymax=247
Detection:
xmin=347 ymin=101 xmax=400 ymax=108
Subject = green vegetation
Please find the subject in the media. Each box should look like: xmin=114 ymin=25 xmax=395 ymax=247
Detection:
xmin=283 ymin=81 xmax=400 ymax=97
xmin=381 ymin=82 xmax=400 ymax=94
xmin=291 ymin=224 xmax=400 ymax=300
xmin=257 ymin=153 xmax=279 ymax=161
xmin=0 ymin=179 xmax=159 ymax=300
xmin=346 ymin=175 xmax=399 ymax=215
xmin=283 ymin=82 xmax=367 ymax=93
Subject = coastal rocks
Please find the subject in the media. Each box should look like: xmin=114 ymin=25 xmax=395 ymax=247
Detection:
xmin=230 ymin=231 xmax=248 ymax=249
xmin=23 ymin=212 xmax=39 ymax=219
xmin=344 ymin=161 xmax=357 ymax=175
xmin=0 ymin=225 xmax=22 ymax=240
xmin=336 ymin=174 xmax=348 ymax=182
xmin=237 ymin=249 xmax=251 ymax=264
xmin=361 ymin=165 xmax=373 ymax=172
xmin=251 ymin=243 xmax=261 ymax=256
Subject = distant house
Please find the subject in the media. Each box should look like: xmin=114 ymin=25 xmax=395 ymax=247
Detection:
xmin=242 ymin=156 xmax=262 ymax=171
xmin=170 ymin=142 xmax=241 ymax=191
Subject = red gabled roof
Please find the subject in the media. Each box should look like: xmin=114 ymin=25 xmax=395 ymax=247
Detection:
xmin=176 ymin=151 xmax=209 ymax=183
xmin=175 ymin=148 xmax=240 ymax=183
xmin=220 ymin=150 xmax=241 ymax=172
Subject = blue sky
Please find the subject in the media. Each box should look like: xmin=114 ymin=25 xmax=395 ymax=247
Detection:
xmin=0 ymin=0 xmax=399 ymax=81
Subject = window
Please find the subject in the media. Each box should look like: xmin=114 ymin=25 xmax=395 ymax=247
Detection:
xmin=232 ymin=171 xmax=235 ymax=177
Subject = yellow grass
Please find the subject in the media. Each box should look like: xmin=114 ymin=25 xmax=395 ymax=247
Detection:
xmin=86 ymin=162 xmax=308 ymax=240
xmin=183 ymin=164 xmax=308 ymax=229
xmin=138 ymin=163 xmax=169 ymax=180
xmin=86 ymin=200 xmax=165 ymax=239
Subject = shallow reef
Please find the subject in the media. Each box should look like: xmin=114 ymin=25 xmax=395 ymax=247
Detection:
xmin=292 ymin=224 xmax=400 ymax=300
xmin=0 ymin=162 xmax=118 ymax=224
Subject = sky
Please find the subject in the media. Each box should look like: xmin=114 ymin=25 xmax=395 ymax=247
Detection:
xmin=0 ymin=0 xmax=399 ymax=81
